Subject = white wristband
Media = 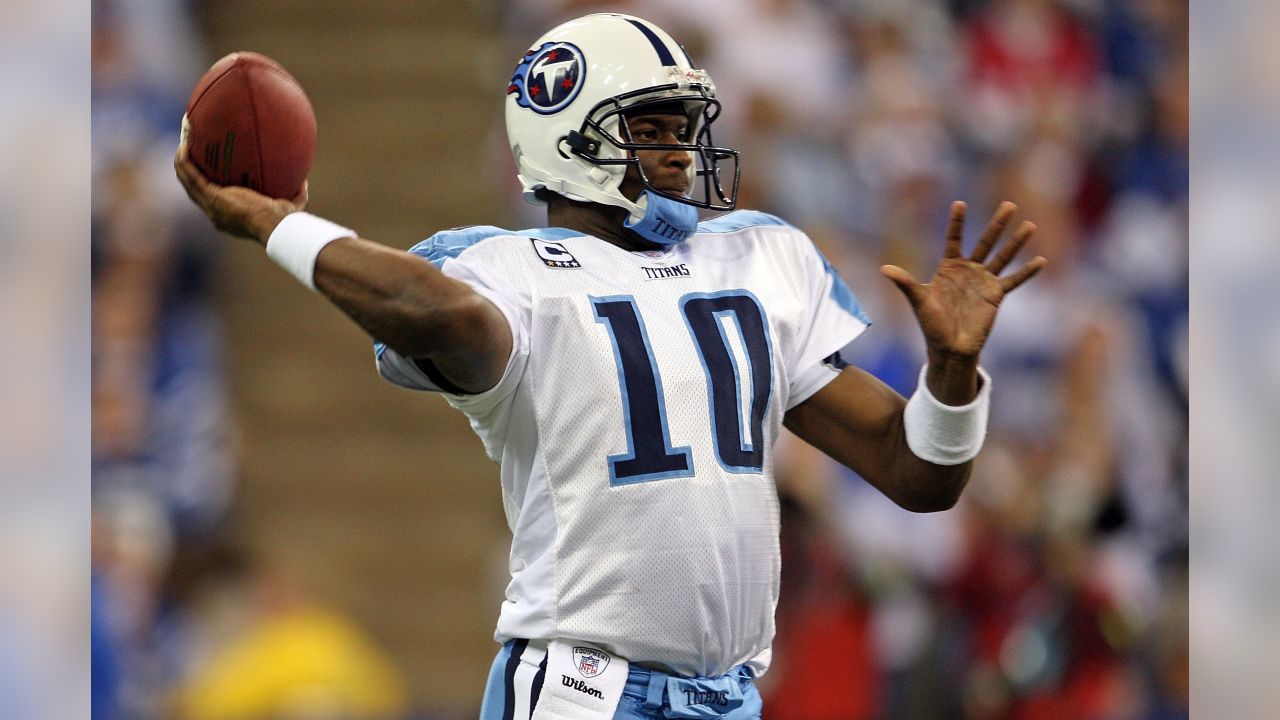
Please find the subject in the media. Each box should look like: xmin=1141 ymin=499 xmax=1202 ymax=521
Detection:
xmin=265 ymin=212 xmax=357 ymax=291
xmin=903 ymin=363 xmax=992 ymax=466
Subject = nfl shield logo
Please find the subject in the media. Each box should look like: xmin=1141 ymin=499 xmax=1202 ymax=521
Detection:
xmin=573 ymin=646 xmax=609 ymax=678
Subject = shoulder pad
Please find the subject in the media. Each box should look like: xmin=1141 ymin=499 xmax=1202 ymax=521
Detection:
xmin=408 ymin=226 xmax=581 ymax=267
xmin=697 ymin=210 xmax=796 ymax=235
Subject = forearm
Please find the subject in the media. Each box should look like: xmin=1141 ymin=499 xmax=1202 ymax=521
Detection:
xmin=785 ymin=365 xmax=985 ymax=513
xmin=788 ymin=398 xmax=969 ymax=513
xmin=888 ymin=357 xmax=991 ymax=510
xmin=312 ymin=237 xmax=486 ymax=359
xmin=252 ymin=210 xmax=509 ymax=390
xmin=895 ymin=350 xmax=982 ymax=509
xmin=880 ymin=410 xmax=973 ymax=512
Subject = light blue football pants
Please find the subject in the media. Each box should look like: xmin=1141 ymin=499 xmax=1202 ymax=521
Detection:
xmin=480 ymin=639 xmax=763 ymax=720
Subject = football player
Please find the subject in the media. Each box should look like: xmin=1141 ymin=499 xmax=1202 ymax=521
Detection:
xmin=175 ymin=13 xmax=1044 ymax=720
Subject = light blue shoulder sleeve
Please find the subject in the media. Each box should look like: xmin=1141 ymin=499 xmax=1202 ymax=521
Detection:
xmin=372 ymin=225 xmax=580 ymax=395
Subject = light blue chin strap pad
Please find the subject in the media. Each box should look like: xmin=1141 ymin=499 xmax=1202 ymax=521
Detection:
xmin=623 ymin=190 xmax=698 ymax=246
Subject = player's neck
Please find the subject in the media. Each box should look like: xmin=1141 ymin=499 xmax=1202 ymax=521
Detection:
xmin=545 ymin=193 xmax=665 ymax=253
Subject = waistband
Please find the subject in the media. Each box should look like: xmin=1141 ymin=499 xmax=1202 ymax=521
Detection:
xmin=622 ymin=663 xmax=755 ymax=711
xmin=515 ymin=639 xmax=754 ymax=711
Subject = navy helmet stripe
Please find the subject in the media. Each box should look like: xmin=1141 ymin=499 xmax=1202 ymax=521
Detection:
xmin=626 ymin=18 xmax=677 ymax=66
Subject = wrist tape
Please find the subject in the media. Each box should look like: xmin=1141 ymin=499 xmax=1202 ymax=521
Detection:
xmin=903 ymin=363 xmax=992 ymax=466
xmin=265 ymin=212 xmax=357 ymax=291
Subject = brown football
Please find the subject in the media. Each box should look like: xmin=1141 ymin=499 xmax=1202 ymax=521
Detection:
xmin=182 ymin=51 xmax=316 ymax=199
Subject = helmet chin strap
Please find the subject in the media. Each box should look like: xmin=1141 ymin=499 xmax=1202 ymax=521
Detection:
xmin=622 ymin=189 xmax=699 ymax=246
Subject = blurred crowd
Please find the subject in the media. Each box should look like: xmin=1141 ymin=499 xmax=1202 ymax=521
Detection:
xmin=91 ymin=0 xmax=1186 ymax=718
xmin=91 ymin=0 xmax=412 ymax=717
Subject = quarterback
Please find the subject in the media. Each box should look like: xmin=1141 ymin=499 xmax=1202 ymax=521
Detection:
xmin=175 ymin=13 xmax=1045 ymax=720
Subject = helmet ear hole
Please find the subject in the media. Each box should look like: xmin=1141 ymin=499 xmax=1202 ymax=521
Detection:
xmin=563 ymin=131 xmax=601 ymax=158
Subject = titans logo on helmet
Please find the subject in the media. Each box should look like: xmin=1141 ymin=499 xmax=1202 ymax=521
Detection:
xmin=508 ymin=41 xmax=585 ymax=115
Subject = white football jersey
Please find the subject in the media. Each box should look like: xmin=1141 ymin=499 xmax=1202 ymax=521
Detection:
xmin=375 ymin=211 xmax=869 ymax=677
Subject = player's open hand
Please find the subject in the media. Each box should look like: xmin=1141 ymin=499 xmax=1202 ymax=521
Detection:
xmin=881 ymin=201 xmax=1046 ymax=360
xmin=174 ymin=139 xmax=308 ymax=244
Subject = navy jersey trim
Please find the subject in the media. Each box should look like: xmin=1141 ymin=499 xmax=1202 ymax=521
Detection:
xmin=823 ymin=350 xmax=851 ymax=370
xmin=411 ymin=357 xmax=468 ymax=395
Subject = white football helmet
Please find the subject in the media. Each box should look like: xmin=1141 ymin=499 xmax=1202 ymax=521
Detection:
xmin=505 ymin=13 xmax=740 ymax=215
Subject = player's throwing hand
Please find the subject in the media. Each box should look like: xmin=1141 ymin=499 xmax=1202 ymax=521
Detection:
xmin=174 ymin=139 xmax=308 ymax=245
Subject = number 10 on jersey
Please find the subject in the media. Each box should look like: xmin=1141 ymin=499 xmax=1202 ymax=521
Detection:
xmin=592 ymin=291 xmax=774 ymax=486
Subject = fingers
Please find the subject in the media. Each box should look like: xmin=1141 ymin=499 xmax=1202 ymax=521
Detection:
xmin=968 ymin=201 xmax=1017 ymax=263
xmin=880 ymin=264 xmax=923 ymax=307
xmin=987 ymin=221 xmax=1036 ymax=274
xmin=1000 ymin=256 xmax=1048 ymax=293
xmin=174 ymin=137 xmax=203 ymax=197
xmin=173 ymin=146 xmax=236 ymax=232
xmin=174 ymin=150 xmax=213 ymax=214
xmin=291 ymin=180 xmax=309 ymax=209
xmin=944 ymin=201 xmax=966 ymax=258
